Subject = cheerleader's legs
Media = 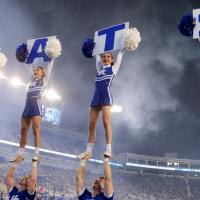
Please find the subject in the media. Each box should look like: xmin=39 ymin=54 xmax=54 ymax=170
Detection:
xmin=32 ymin=116 xmax=41 ymax=148
xmin=88 ymin=107 xmax=100 ymax=143
xmin=31 ymin=116 xmax=41 ymax=161
xmin=102 ymin=106 xmax=112 ymax=144
xmin=102 ymin=105 xmax=112 ymax=157
xmin=10 ymin=118 xmax=31 ymax=162
xmin=20 ymin=118 xmax=31 ymax=148
xmin=77 ymin=107 xmax=100 ymax=159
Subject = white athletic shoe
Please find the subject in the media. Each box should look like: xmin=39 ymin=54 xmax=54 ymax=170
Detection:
xmin=9 ymin=155 xmax=25 ymax=163
xmin=103 ymin=150 xmax=112 ymax=158
xmin=32 ymin=154 xmax=40 ymax=162
xmin=77 ymin=151 xmax=92 ymax=160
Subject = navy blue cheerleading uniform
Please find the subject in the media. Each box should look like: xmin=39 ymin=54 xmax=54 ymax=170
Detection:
xmin=78 ymin=188 xmax=114 ymax=200
xmin=9 ymin=186 xmax=36 ymax=200
xmin=22 ymin=77 xmax=45 ymax=118
xmin=90 ymin=50 xmax=124 ymax=108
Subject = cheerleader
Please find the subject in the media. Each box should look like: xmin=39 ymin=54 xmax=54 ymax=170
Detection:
xmin=79 ymin=49 xmax=125 ymax=159
xmin=10 ymin=61 xmax=53 ymax=162
xmin=7 ymin=159 xmax=38 ymax=200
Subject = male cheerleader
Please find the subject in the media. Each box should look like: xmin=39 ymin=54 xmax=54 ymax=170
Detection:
xmin=76 ymin=155 xmax=114 ymax=200
xmin=7 ymin=159 xmax=38 ymax=200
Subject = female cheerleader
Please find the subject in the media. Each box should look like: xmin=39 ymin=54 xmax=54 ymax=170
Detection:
xmin=79 ymin=49 xmax=125 ymax=159
xmin=10 ymin=61 xmax=53 ymax=162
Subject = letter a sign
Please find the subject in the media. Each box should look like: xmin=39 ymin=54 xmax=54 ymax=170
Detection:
xmin=26 ymin=36 xmax=56 ymax=64
xmin=92 ymin=22 xmax=129 ymax=56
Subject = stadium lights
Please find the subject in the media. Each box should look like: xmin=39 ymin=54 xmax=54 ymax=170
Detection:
xmin=126 ymin=162 xmax=200 ymax=173
xmin=167 ymin=161 xmax=178 ymax=167
xmin=126 ymin=162 xmax=176 ymax=171
xmin=167 ymin=162 xmax=172 ymax=166
xmin=45 ymin=89 xmax=61 ymax=101
xmin=111 ymin=105 xmax=122 ymax=113
xmin=0 ymin=72 xmax=8 ymax=80
xmin=10 ymin=77 xmax=27 ymax=87
xmin=174 ymin=162 xmax=178 ymax=166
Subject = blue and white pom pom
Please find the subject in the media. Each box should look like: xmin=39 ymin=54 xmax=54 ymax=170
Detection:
xmin=81 ymin=38 xmax=95 ymax=58
xmin=16 ymin=43 xmax=28 ymax=63
xmin=45 ymin=38 xmax=62 ymax=59
xmin=123 ymin=27 xmax=141 ymax=51
xmin=0 ymin=52 xmax=7 ymax=67
xmin=178 ymin=14 xmax=195 ymax=37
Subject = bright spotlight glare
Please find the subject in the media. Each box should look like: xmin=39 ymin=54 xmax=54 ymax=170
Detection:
xmin=174 ymin=162 xmax=178 ymax=166
xmin=0 ymin=72 xmax=8 ymax=80
xmin=111 ymin=105 xmax=122 ymax=113
xmin=10 ymin=77 xmax=26 ymax=87
xmin=45 ymin=89 xmax=61 ymax=101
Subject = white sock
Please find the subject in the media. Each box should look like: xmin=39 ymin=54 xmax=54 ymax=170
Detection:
xmin=17 ymin=148 xmax=25 ymax=156
xmin=106 ymin=144 xmax=112 ymax=152
xmin=86 ymin=143 xmax=94 ymax=153
xmin=79 ymin=159 xmax=87 ymax=167
xmin=35 ymin=147 xmax=40 ymax=155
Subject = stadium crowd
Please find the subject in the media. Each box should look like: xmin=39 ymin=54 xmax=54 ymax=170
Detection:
xmin=1 ymin=162 xmax=200 ymax=200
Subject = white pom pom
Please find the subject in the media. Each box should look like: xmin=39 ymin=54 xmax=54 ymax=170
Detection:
xmin=0 ymin=52 xmax=7 ymax=67
xmin=45 ymin=38 xmax=62 ymax=59
xmin=123 ymin=27 xmax=141 ymax=51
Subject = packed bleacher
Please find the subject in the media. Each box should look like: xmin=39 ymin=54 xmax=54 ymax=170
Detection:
xmin=1 ymin=161 xmax=200 ymax=200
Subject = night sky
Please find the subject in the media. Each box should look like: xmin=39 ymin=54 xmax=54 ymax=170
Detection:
xmin=0 ymin=0 xmax=200 ymax=159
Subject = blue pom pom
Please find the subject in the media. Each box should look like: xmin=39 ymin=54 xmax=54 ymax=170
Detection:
xmin=16 ymin=43 xmax=28 ymax=62
xmin=178 ymin=14 xmax=195 ymax=37
xmin=81 ymin=38 xmax=95 ymax=58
